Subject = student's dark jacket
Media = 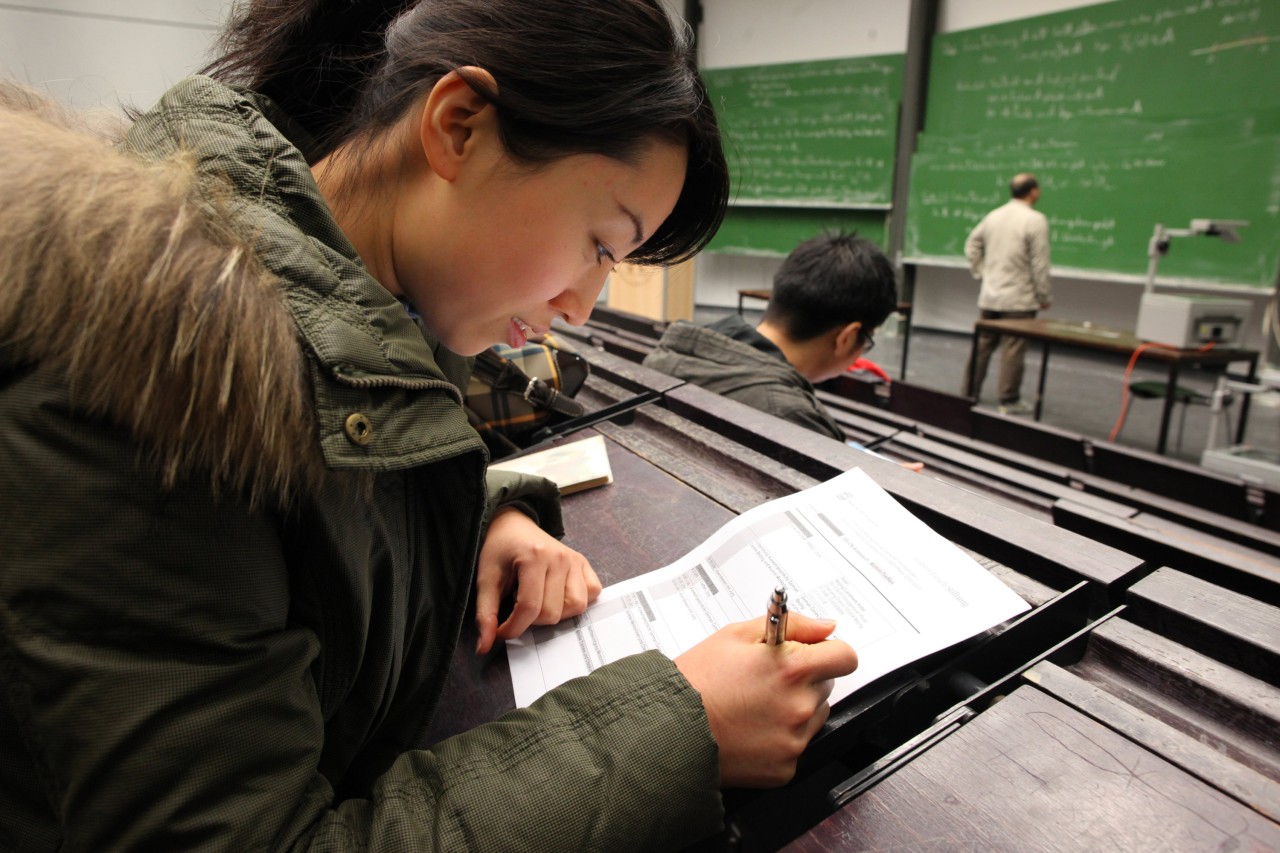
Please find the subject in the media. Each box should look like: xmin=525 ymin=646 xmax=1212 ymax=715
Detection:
xmin=644 ymin=316 xmax=846 ymax=441
xmin=0 ymin=76 xmax=720 ymax=851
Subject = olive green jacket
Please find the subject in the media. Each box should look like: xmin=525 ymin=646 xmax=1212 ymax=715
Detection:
xmin=0 ymin=77 xmax=721 ymax=851
xmin=643 ymin=316 xmax=846 ymax=441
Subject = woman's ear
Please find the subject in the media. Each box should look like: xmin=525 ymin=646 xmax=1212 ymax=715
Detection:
xmin=417 ymin=67 xmax=498 ymax=182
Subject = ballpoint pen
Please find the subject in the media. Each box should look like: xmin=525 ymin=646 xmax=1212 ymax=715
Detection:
xmin=764 ymin=586 xmax=788 ymax=645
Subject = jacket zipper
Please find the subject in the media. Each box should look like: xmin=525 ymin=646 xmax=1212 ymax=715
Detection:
xmin=332 ymin=370 xmax=464 ymax=404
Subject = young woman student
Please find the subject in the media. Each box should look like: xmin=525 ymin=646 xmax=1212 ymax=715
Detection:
xmin=0 ymin=0 xmax=858 ymax=848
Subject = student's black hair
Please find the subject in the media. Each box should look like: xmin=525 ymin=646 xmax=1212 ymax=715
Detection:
xmin=1010 ymin=173 xmax=1039 ymax=199
xmin=763 ymin=231 xmax=898 ymax=342
xmin=202 ymin=0 xmax=728 ymax=265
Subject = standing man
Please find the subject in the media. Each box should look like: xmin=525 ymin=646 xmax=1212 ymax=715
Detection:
xmin=963 ymin=172 xmax=1051 ymax=415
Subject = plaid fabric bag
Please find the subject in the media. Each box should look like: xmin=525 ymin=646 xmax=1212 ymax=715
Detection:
xmin=465 ymin=335 xmax=589 ymax=457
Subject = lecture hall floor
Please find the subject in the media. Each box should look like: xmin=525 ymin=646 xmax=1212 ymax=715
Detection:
xmin=697 ymin=306 xmax=1280 ymax=470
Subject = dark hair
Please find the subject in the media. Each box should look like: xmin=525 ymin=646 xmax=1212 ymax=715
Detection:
xmin=1010 ymin=173 xmax=1039 ymax=199
xmin=203 ymin=0 xmax=728 ymax=264
xmin=764 ymin=231 xmax=898 ymax=342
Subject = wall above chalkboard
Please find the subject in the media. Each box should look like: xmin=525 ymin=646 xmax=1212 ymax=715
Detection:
xmin=903 ymin=0 xmax=1280 ymax=289
xmin=703 ymin=55 xmax=904 ymax=208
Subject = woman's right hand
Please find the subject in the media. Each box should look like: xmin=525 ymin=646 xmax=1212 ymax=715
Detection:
xmin=674 ymin=612 xmax=858 ymax=788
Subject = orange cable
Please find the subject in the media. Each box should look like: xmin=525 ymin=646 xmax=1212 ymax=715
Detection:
xmin=1108 ymin=340 xmax=1216 ymax=442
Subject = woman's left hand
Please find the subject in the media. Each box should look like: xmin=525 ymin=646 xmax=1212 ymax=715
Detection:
xmin=474 ymin=507 xmax=602 ymax=655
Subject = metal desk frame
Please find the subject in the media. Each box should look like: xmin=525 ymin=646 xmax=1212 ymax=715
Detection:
xmin=967 ymin=317 xmax=1259 ymax=455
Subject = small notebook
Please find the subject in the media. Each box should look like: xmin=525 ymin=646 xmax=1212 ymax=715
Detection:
xmin=488 ymin=434 xmax=614 ymax=495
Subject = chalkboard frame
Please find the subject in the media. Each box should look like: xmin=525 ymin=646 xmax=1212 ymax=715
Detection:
xmin=707 ymin=208 xmax=889 ymax=257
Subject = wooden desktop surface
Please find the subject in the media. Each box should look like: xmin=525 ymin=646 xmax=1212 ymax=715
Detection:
xmin=422 ymin=430 xmax=736 ymax=746
xmin=422 ymin=357 xmax=1280 ymax=850
xmin=975 ymin=317 xmax=1257 ymax=365
xmin=787 ymin=681 xmax=1280 ymax=851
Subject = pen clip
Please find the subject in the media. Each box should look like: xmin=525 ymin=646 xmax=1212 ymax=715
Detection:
xmin=765 ymin=586 xmax=788 ymax=645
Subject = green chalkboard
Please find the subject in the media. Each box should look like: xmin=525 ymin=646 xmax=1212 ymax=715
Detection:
xmin=904 ymin=0 xmax=1280 ymax=287
xmin=904 ymin=134 xmax=1280 ymax=286
xmin=703 ymin=55 xmax=904 ymax=206
xmin=707 ymin=208 xmax=888 ymax=257
xmin=924 ymin=0 xmax=1280 ymax=133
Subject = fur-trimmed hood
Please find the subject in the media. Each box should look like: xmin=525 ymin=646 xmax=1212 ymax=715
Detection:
xmin=0 ymin=77 xmax=485 ymax=507
xmin=0 ymin=80 xmax=318 ymax=507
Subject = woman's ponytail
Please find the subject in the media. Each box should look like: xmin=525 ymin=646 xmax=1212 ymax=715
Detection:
xmin=202 ymin=0 xmax=414 ymax=157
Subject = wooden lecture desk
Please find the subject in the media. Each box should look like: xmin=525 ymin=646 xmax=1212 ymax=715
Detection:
xmin=968 ymin=317 xmax=1259 ymax=455
xmin=423 ymin=350 xmax=1280 ymax=851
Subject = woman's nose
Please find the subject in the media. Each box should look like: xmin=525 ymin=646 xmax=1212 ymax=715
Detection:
xmin=552 ymin=269 xmax=610 ymax=326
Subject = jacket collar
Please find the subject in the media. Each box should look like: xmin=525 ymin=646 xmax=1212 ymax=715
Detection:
xmin=704 ymin=314 xmax=789 ymax=362
xmin=660 ymin=319 xmax=815 ymax=391
xmin=122 ymin=77 xmax=482 ymax=477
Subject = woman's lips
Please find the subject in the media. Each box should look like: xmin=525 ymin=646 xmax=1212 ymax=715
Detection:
xmin=509 ymin=316 xmax=534 ymax=347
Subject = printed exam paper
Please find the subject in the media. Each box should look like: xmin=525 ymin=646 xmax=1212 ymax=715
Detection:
xmin=508 ymin=467 xmax=1030 ymax=707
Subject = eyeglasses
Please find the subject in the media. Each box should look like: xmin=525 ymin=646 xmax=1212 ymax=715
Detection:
xmin=859 ymin=330 xmax=876 ymax=354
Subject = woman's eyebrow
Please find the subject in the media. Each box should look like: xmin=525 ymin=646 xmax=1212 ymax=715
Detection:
xmin=618 ymin=202 xmax=645 ymax=246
